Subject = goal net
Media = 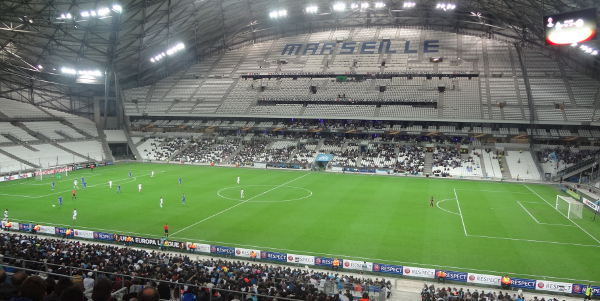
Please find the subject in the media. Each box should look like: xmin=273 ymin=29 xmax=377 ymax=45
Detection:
xmin=555 ymin=195 xmax=583 ymax=219
xmin=35 ymin=165 xmax=72 ymax=181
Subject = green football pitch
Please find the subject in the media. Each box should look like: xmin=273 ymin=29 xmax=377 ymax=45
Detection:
xmin=1 ymin=162 xmax=599 ymax=283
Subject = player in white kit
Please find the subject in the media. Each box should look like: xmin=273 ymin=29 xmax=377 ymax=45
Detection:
xmin=240 ymin=189 xmax=245 ymax=199
xmin=160 ymin=197 xmax=164 ymax=208
xmin=138 ymin=184 xmax=142 ymax=192
xmin=236 ymin=176 xmax=240 ymax=184
xmin=109 ymin=180 xmax=113 ymax=189
xmin=72 ymin=209 xmax=77 ymax=221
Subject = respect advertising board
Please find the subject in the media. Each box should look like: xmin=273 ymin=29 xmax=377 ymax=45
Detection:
xmin=402 ymin=266 xmax=435 ymax=279
xmin=536 ymin=280 xmax=573 ymax=293
xmin=511 ymin=278 xmax=537 ymax=290
xmin=467 ymin=273 xmax=502 ymax=286
xmin=210 ymin=245 xmax=235 ymax=256
xmin=372 ymin=263 xmax=403 ymax=275
xmin=234 ymin=247 xmax=260 ymax=258
xmin=286 ymin=254 xmax=315 ymax=265
xmin=443 ymin=270 xmax=469 ymax=282
xmin=342 ymin=259 xmax=373 ymax=271
xmin=260 ymin=251 xmax=287 ymax=262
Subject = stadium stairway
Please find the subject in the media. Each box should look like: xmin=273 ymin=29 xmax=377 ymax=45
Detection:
xmin=97 ymin=126 xmax=115 ymax=162
xmin=123 ymin=124 xmax=142 ymax=160
xmin=500 ymin=155 xmax=512 ymax=179
xmin=0 ymin=148 xmax=40 ymax=169
xmin=15 ymin=122 xmax=98 ymax=162
xmin=424 ymin=152 xmax=433 ymax=174
xmin=168 ymin=139 xmax=193 ymax=161
xmin=478 ymin=152 xmax=488 ymax=177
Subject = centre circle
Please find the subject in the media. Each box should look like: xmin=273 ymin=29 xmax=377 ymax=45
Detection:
xmin=217 ymin=184 xmax=313 ymax=203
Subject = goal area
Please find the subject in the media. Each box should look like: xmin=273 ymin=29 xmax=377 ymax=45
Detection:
xmin=555 ymin=195 xmax=583 ymax=219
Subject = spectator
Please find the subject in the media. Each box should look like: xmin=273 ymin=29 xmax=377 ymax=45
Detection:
xmin=12 ymin=276 xmax=46 ymax=301
xmin=91 ymin=278 xmax=113 ymax=301
xmin=138 ymin=287 xmax=159 ymax=301
xmin=58 ymin=286 xmax=85 ymax=301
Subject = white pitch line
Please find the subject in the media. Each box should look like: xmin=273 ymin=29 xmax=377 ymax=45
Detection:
xmin=453 ymin=188 xmax=468 ymax=236
xmin=436 ymin=199 xmax=460 ymax=216
xmin=517 ymin=200 xmax=542 ymax=224
xmin=454 ymin=189 xmax=532 ymax=194
xmin=524 ymin=184 xmax=600 ymax=244
xmin=170 ymin=172 xmax=311 ymax=236
xmin=516 ymin=201 xmax=574 ymax=227
xmin=468 ymin=234 xmax=600 ymax=248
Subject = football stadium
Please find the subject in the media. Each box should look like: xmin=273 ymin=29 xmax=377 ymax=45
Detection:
xmin=0 ymin=1 xmax=600 ymax=301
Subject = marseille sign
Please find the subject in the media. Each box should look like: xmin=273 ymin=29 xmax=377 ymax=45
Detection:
xmin=281 ymin=40 xmax=440 ymax=56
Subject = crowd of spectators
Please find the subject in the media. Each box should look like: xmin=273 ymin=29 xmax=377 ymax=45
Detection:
xmin=394 ymin=146 xmax=424 ymax=175
xmin=0 ymin=233 xmax=391 ymax=301
xmin=361 ymin=144 xmax=396 ymax=169
xmin=173 ymin=137 xmax=239 ymax=164
xmin=539 ymin=147 xmax=599 ymax=166
xmin=141 ymin=138 xmax=188 ymax=161
xmin=230 ymin=141 xmax=269 ymax=166
xmin=419 ymin=284 xmax=564 ymax=301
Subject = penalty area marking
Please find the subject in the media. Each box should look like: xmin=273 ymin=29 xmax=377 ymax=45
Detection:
xmin=436 ymin=198 xmax=460 ymax=216
xmin=216 ymin=184 xmax=313 ymax=203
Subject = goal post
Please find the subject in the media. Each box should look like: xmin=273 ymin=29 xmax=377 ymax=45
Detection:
xmin=555 ymin=195 xmax=583 ymax=219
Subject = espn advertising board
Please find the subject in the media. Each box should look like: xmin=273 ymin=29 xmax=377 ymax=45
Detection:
xmin=402 ymin=266 xmax=435 ymax=279
xmin=286 ymin=254 xmax=315 ymax=265
xmin=536 ymin=280 xmax=573 ymax=293
xmin=467 ymin=273 xmax=502 ymax=286
xmin=343 ymin=259 xmax=373 ymax=271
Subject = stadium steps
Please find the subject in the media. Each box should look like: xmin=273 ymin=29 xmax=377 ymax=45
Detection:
xmin=500 ymin=155 xmax=512 ymax=179
xmin=424 ymin=152 xmax=433 ymax=174
xmin=168 ymin=139 xmax=193 ymax=161
xmin=478 ymin=152 xmax=488 ymax=177
xmin=0 ymin=148 xmax=40 ymax=169
xmin=1 ymin=133 xmax=38 ymax=151
xmin=557 ymin=60 xmax=577 ymax=106
xmin=507 ymin=45 xmax=527 ymax=119
xmin=123 ymin=126 xmax=142 ymax=160
xmin=481 ymin=40 xmax=494 ymax=119
xmin=34 ymin=106 xmax=95 ymax=139
xmin=97 ymin=126 xmax=115 ymax=162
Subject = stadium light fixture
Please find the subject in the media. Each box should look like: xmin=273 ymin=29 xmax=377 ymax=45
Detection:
xmin=58 ymin=13 xmax=73 ymax=20
xmin=374 ymin=2 xmax=386 ymax=9
xmin=361 ymin=2 xmax=371 ymax=9
xmin=269 ymin=9 xmax=287 ymax=19
xmin=333 ymin=2 xmax=346 ymax=12
xmin=436 ymin=3 xmax=456 ymax=11
xmin=150 ymin=42 xmax=185 ymax=63
xmin=112 ymin=4 xmax=123 ymax=13
xmin=37 ymin=65 xmax=43 ymax=70
xmin=403 ymin=2 xmax=416 ymax=8
xmin=305 ymin=5 xmax=319 ymax=14
xmin=77 ymin=4 xmax=122 ymax=19
xmin=61 ymin=67 xmax=102 ymax=77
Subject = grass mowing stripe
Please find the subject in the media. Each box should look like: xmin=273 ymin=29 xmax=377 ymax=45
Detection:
xmin=524 ymin=184 xmax=600 ymax=244
xmin=170 ymin=172 xmax=310 ymax=236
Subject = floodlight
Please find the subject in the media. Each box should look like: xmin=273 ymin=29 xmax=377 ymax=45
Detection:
xmin=81 ymin=11 xmax=90 ymax=17
xmin=97 ymin=7 xmax=111 ymax=16
xmin=112 ymin=4 xmax=123 ymax=13
xmin=351 ymin=3 xmax=359 ymax=9
xmin=61 ymin=67 xmax=77 ymax=75
xmin=361 ymin=2 xmax=370 ymax=9
xmin=269 ymin=9 xmax=287 ymax=19
xmin=37 ymin=65 xmax=43 ymax=70
xmin=333 ymin=2 xmax=346 ymax=11
xmin=436 ymin=3 xmax=456 ymax=11
xmin=374 ymin=2 xmax=386 ymax=8
xmin=403 ymin=2 xmax=416 ymax=8
xmin=592 ymin=50 xmax=598 ymax=55
xmin=305 ymin=5 xmax=318 ymax=13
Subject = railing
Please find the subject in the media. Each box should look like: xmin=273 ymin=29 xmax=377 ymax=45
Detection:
xmin=555 ymin=154 xmax=600 ymax=179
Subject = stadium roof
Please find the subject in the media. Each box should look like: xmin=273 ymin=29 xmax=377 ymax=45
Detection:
xmin=0 ymin=0 xmax=598 ymax=95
